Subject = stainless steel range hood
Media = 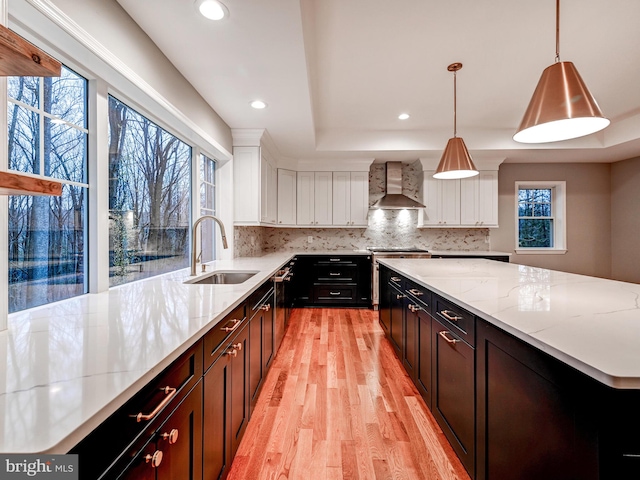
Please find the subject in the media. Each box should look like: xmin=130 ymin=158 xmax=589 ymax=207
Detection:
xmin=371 ymin=162 xmax=425 ymax=209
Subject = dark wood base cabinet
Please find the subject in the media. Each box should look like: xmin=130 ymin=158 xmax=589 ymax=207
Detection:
xmin=204 ymin=319 xmax=250 ymax=480
xmin=71 ymin=278 xmax=284 ymax=480
xmin=432 ymin=318 xmax=475 ymax=476
xmin=476 ymin=321 xmax=598 ymax=480
xmin=379 ymin=265 xmax=640 ymax=480
xmin=292 ymin=255 xmax=371 ymax=307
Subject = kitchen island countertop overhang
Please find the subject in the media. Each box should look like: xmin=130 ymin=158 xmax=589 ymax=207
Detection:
xmin=379 ymin=257 xmax=640 ymax=390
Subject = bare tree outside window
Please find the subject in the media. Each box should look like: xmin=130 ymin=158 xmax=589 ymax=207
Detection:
xmin=7 ymin=67 xmax=88 ymax=313
xmin=108 ymin=96 xmax=191 ymax=286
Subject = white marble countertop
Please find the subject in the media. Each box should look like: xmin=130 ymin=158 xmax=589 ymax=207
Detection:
xmin=379 ymin=258 xmax=640 ymax=389
xmin=0 ymin=253 xmax=294 ymax=454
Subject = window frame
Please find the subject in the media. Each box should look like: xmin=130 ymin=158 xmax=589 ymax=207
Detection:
xmin=515 ymin=181 xmax=567 ymax=255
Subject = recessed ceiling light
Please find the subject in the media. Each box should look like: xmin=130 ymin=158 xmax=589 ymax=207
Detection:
xmin=250 ymin=100 xmax=267 ymax=109
xmin=196 ymin=0 xmax=228 ymax=20
xmin=398 ymin=113 xmax=410 ymax=120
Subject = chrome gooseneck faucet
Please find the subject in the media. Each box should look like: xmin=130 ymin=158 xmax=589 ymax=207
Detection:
xmin=191 ymin=215 xmax=228 ymax=276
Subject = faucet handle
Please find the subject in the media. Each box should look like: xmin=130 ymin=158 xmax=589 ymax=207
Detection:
xmin=201 ymin=263 xmax=207 ymax=273
xmin=196 ymin=251 xmax=202 ymax=264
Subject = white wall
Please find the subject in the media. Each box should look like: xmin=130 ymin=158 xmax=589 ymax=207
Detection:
xmin=491 ymin=163 xmax=612 ymax=279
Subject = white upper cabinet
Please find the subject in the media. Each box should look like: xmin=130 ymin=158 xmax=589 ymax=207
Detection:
xmin=261 ymin=148 xmax=278 ymax=224
xmin=277 ymin=169 xmax=296 ymax=225
xmin=333 ymin=171 xmax=369 ymax=226
xmin=422 ymin=172 xmax=461 ymax=226
xmin=460 ymin=171 xmax=499 ymax=227
xmin=419 ymin=158 xmax=502 ymax=228
xmin=232 ymin=129 xmax=279 ymax=226
xmin=297 ymin=172 xmax=333 ymax=226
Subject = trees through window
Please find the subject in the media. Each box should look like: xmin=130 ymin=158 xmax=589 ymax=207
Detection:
xmin=108 ymin=96 xmax=192 ymax=287
xmin=7 ymin=67 xmax=88 ymax=313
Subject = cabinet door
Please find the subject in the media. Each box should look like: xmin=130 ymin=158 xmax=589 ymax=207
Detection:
xmin=416 ymin=310 xmax=432 ymax=407
xmin=389 ymin=284 xmax=404 ymax=357
xmin=263 ymin=293 xmax=275 ymax=370
xmin=296 ymin=172 xmax=315 ymax=225
xmin=233 ymin=146 xmax=260 ymax=224
xmin=349 ymin=171 xmax=369 ymax=226
xmin=314 ymin=172 xmax=333 ymax=225
xmin=403 ymin=299 xmax=418 ymax=380
xmin=332 ymin=171 xmax=350 ymax=226
xmin=432 ymin=318 xmax=475 ymax=476
xmin=230 ymin=324 xmax=249 ymax=458
xmin=203 ymin=354 xmax=231 ymax=480
xmin=249 ymin=312 xmax=264 ymax=413
xmin=260 ymin=148 xmax=278 ymax=224
xmin=277 ymin=169 xmax=296 ymax=225
xmin=440 ymin=179 xmax=461 ymax=225
xmin=460 ymin=171 xmax=498 ymax=227
xmin=421 ymin=172 xmax=460 ymax=226
xmin=157 ymin=382 xmax=203 ymax=480
xmin=477 ymin=171 xmax=498 ymax=226
xmin=378 ymin=265 xmax=391 ymax=334
xmin=476 ymin=321 xmax=598 ymax=480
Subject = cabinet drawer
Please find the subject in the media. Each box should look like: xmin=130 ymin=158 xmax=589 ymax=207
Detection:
xmin=71 ymin=340 xmax=203 ymax=479
xmin=433 ymin=295 xmax=475 ymax=346
xmin=204 ymin=303 xmax=247 ymax=371
xmin=405 ymin=280 xmax=432 ymax=313
xmin=314 ymin=265 xmax=358 ymax=282
xmin=314 ymin=285 xmax=356 ymax=303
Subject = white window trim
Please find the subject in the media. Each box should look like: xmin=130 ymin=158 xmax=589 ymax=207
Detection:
xmin=515 ymin=181 xmax=567 ymax=255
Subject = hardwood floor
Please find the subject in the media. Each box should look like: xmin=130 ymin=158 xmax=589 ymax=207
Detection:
xmin=227 ymin=308 xmax=470 ymax=480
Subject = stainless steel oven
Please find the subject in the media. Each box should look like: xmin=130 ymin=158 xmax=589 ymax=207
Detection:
xmin=368 ymin=247 xmax=431 ymax=310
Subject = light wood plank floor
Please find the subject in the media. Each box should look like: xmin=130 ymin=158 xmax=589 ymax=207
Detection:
xmin=227 ymin=308 xmax=470 ymax=480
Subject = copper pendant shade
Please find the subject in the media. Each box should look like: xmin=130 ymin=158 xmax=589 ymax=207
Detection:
xmin=434 ymin=63 xmax=478 ymax=180
xmin=513 ymin=0 xmax=609 ymax=143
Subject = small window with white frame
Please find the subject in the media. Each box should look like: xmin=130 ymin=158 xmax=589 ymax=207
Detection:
xmin=515 ymin=181 xmax=566 ymax=254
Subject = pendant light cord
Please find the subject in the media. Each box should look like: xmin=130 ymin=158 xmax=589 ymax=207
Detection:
xmin=453 ymin=69 xmax=457 ymax=137
xmin=555 ymin=0 xmax=560 ymax=62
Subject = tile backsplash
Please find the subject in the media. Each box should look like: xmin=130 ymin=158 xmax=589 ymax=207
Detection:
xmin=234 ymin=161 xmax=491 ymax=256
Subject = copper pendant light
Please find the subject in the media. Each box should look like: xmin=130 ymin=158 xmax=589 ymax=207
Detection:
xmin=434 ymin=63 xmax=479 ymax=180
xmin=513 ymin=0 xmax=609 ymax=143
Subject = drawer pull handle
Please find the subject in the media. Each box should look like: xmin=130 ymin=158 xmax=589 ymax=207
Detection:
xmin=221 ymin=318 xmax=242 ymax=332
xmin=330 ymin=258 xmax=341 ymax=262
xmin=160 ymin=428 xmax=179 ymax=445
xmin=133 ymin=386 xmax=177 ymax=422
xmin=390 ymin=277 xmax=401 ymax=282
xmin=408 ymin=288 xmax=423 ymax=296
xmin=408 ymin=304 xmax=421 ymax=312
xmin=261 ymin=304 xmax=271 ymax=311
xmin=439 ymin=331 xmax=459 ymax=344
xmin=396 ymin=294 xmax=405 ymax=299
xmin=329 ymin=291 xmax=341 ymax=296
xmin=329 ymin=272 xmax=341 ymax=276
xmin=440 ymin=310 xmax=462 ymax=322
xmin=232 ymin=342 xmax=242 ymax=351
xmin=226 ymin=348 xmax=238 ymax=357
xmin=145 ymin=450 xmax=163 ymax=468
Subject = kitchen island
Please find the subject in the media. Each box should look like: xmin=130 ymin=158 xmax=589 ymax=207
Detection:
xmin=378 ymin=257 xmax=640 ymax=479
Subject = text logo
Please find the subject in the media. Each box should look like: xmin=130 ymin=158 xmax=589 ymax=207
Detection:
xmin=0 ymin=455 xmax=78 ymax=479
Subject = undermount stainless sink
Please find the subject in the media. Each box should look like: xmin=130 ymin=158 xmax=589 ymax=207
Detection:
xmin=185 ymin=270 xmax=259 ymax=285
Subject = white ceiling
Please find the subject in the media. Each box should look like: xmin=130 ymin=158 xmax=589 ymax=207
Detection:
xmin=116 ymin=0 xmax=640 ymax=165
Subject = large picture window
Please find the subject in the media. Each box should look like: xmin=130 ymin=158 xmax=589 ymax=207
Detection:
xmin=7 ymin=66 xmax=88 ymax=313
xmin=108 ymin=96 xmax=192 ymax=286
